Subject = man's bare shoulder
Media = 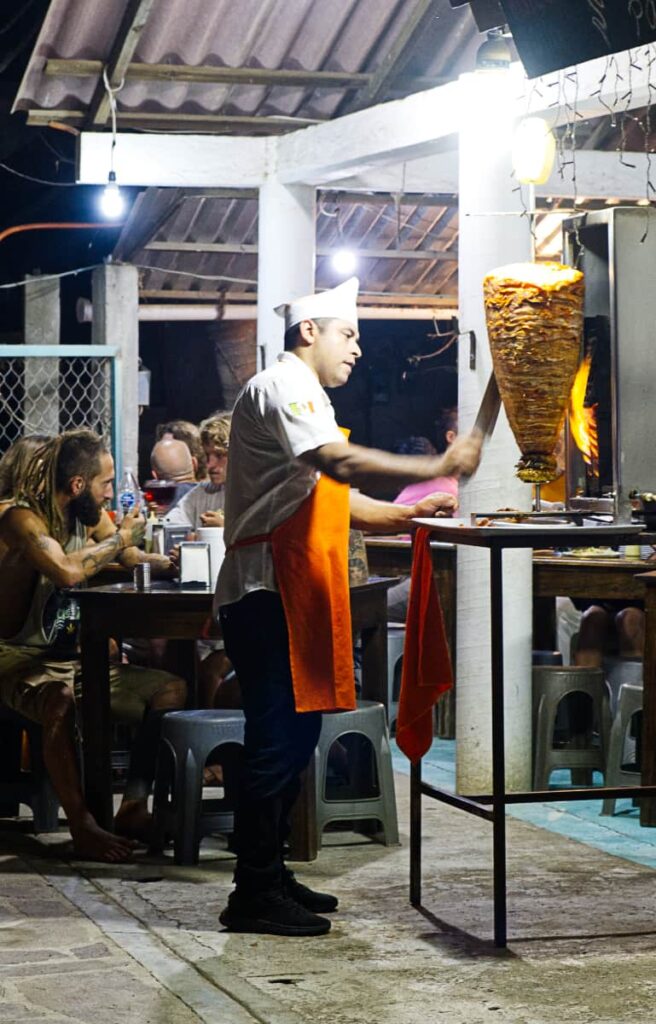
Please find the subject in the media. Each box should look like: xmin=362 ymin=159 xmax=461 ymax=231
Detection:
xmin=0 ymin=503 xmax=50 ymax=543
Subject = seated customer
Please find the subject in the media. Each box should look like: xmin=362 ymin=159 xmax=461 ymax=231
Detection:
xmin=155 ymin=419 xmax=207 ymax=482
xmin=147 ymin=438 xmax=197 ymax=514
xmin=574 ymin=602 xmax=644 ymax=669
xmin=0 ymin=430 xmax=186 ymax=861
xmin=393 ymin=411 xmax=459 ymax=507
xmin=0 ymin=434 xmax=52 ymax=556
xmin=164 ymin=413 xmax=231 ymax=530
xmin=387 ymin=418 xmax=459 ymax=623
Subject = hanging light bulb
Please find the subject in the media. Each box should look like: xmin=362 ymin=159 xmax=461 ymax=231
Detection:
xmin=100 ymin=170 xmax=125 ymax=219
xmin=331 ymin=249 xmax=357 ymax=275
xmin=512 ymin=117 xmax=556 ymax=185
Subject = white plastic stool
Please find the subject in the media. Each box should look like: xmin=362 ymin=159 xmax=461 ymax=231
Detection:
xmin=601 ymin=681 xmax=643 ymax=816
xmin=315 ymin=700 xmax=399 ymax=849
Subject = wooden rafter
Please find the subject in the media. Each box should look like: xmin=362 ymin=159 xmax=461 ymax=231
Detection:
xmin=27 ymin=109 xmax=323 ymax=132
xmin=87 ymin=0 xmax=157 ymax=127
xmin=138 ymin=289 xmax=458 ymax=305
xmin=143 ymin=240 xmax=458 ymax=261
xmin=44 ymin=58 xmax=448 ymax=93
xmin=46 ymin=58 xmax=370 ymax=90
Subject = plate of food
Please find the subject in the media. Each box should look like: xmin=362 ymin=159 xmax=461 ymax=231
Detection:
xmin=568 ymin=546 xmax=621 ymax=559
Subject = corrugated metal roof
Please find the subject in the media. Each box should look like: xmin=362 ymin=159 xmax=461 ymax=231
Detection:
xmin=14 ymin=0 xmax=479 ymax=128
xmin=14 ymin=0 xmax=484 ymax=298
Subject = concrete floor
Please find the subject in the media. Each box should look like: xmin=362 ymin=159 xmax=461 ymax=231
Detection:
xmin=2 ymin=778 xmax=656 ymax=1024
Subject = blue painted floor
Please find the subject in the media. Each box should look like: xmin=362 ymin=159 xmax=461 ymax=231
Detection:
xmin=392 ymin=738 xmax=656 ymax=870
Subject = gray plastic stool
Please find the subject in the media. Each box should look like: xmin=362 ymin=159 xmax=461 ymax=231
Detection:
xmin=601 ymin=681 xmax=643 ymax=816
xmin=602 ymin=657 xmax=643 ymax=714
xmin=387 ymin=625 xmax=405 ymax=733
xmin=532 ymin=666 xmax=611 ymax=790
xmin=152 ymin=709 xmax=245 ymax=864
xmin=315 ymin=700 xmax=399 ymax=848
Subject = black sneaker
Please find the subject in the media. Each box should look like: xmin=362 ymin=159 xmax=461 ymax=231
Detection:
xmin=283 ymin=870 xmax=339 ymax=913
xmin=219 ymin=891 xmax=331 ymax=936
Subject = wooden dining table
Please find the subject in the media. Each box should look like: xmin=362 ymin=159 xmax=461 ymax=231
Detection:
xmin=75 ymin=576 xmax=398 ymax=861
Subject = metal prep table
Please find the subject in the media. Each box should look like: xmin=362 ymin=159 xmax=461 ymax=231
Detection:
xmin=409 ymin=517 xmax=652 ymax=948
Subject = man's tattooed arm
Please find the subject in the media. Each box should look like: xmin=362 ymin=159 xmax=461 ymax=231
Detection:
xmin=80 ymin=532 xmax=125 ymax=578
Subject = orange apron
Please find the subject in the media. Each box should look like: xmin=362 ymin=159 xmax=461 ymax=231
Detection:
xmin=229 ymin=441 xmax=356 ymax=714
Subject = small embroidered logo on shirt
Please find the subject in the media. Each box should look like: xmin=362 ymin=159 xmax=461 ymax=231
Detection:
xmin=289 ymin=400 xmax=316 ymax=415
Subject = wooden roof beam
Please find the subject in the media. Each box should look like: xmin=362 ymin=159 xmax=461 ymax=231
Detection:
xmin=87 ymin=0 xmax=156 ymax=127
xmin=143 ymin=240 xmax=458 ymax=261
xmin=29 ymin=109 xmax=322 ymax=132
xmin=138 ymin=288 xmax=458 ymax=305
xmin=46 ymin=58 xmax=371 ymax=90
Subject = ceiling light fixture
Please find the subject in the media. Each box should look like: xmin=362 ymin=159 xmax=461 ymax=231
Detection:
xmin=99 ymin=67 xmax=125 ymax=220
xmin=475 ymin=27 xmax=512 ymax=71
xmin=512 ymin=117 xmax=556 ymax=185
xmin=331 ymin=248 xmax=358 ymax=275
xmin=101 ymin=170 xmax=125 ymax=218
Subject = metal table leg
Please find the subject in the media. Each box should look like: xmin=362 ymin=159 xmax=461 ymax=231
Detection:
xmin=490 ymin=545 xmax=507 ymax=948
xmin=410 ymin=759 xmax=422 ymax=905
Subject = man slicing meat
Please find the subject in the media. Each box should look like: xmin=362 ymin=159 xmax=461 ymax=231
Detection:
xmin=215 ymin=277 xmax=482 ymax=936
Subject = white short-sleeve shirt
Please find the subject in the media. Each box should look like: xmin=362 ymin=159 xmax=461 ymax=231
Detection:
xmin=215 ymin=352 xmax=346 ymax=610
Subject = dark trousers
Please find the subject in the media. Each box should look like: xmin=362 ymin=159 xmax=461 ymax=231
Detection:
xmin=219 ymin=590 xmax=322 ymax=895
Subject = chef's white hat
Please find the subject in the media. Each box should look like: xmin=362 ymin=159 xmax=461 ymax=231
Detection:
xmin=275 ymin=276 xmax=359 ymax=332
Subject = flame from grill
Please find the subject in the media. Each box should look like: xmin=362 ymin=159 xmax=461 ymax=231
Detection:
xmin=569 ymin=353 xmax=599 ymax=474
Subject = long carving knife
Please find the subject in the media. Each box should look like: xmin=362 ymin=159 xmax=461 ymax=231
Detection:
xmin=472 ymin=370 xmax=501 ymax=440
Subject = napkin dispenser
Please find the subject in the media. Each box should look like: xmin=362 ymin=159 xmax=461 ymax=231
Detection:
xmin=179 ymin=541 xmax=211 ymax=588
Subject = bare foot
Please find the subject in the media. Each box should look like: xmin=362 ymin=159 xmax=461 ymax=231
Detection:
xmin=70 ymin=813 xmax=136 ymax=863
xmin=203 ymin=763 xmax=224 ymax=786
xmin=115 ymin=799 xmax=154 ymax=845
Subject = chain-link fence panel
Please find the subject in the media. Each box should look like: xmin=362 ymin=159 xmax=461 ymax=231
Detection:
xmin=0 ymin=353 xmax=115 ymax=456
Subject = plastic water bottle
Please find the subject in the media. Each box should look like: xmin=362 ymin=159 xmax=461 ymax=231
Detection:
xmin=117 ymin=467 xmax=139 ymax=522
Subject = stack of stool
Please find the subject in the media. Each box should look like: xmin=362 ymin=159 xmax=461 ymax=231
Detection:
xmin=152 ymin=709 xmax=245 ymax=865
xmin=601 ymin=673 xmax=643 ymax=817
xmin=386 ymin=624 xmax=405 ymax=733
xmin=0 ymin=707 xmax=59 ymax=833
xmin=532 ymin=666 xmax=611 ymax=790
xmin=314 ymin=700 xmax=399 ymax=849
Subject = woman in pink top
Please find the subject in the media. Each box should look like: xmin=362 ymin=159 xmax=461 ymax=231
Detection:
xmin=392 ymin=422 xmax=459 ymax=506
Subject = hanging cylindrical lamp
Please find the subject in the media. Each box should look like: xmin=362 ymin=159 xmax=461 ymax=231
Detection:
xmin=512 ymin=117 xmax=556 ymax=185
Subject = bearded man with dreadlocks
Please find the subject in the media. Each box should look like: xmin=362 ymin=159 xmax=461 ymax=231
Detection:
xmin=0 ymin=430 xmax=187 ymax=862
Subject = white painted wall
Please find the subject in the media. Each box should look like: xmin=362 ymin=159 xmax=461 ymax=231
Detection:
xmin=257 ymin=178 xmax=316 ymax=370
xmin=23 ymin=274 xmax=60 ymax=437
xmin=91 ymin=264 xmax=140 ymax=481
xmin=456 ymin=69 xmax=533 ymax=795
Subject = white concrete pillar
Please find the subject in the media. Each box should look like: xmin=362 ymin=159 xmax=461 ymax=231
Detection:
xmin=91 ymin=263 xmax=139 ymax=480
xmin=456 ymin=68 xmax=533 ymax=794
xmin=23 ymin=274 xmax=60 ymax=436
xmin=257 ymin=176 xmax=316 ymax=370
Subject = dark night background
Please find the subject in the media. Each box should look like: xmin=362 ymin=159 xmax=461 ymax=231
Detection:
xmin=0 ymin=2 xmax=457 ymax=486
